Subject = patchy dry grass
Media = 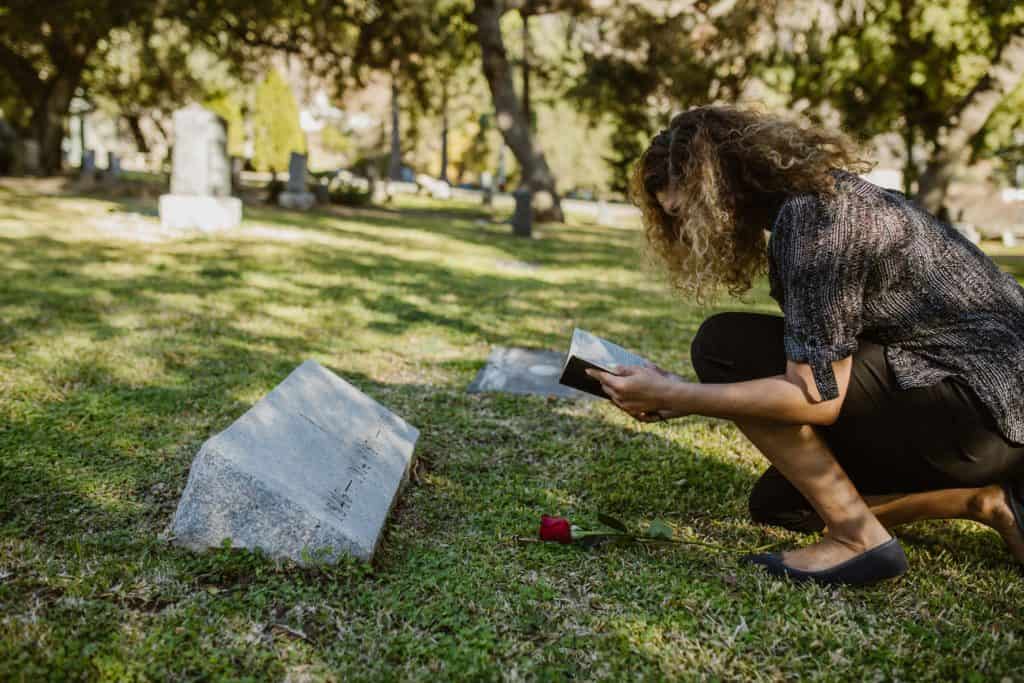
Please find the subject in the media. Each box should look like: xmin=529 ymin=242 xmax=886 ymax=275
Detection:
xmin=1 ymin=181 xmax=1022 ymax=681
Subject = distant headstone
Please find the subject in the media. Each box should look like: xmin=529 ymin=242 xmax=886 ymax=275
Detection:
xmin=278 ymin=152 xmax=316 ymax=210
xmin=171 ymin=360 xmax=419 ymax=563
xmin=1004 ymin=230 xmax=1018 ymax=248
xmin=369 ymin=166 xmax=389 ymax=204
xmin=596 ymin=200 xmax=613 ymax=227
xmin=511 ymin=188 xmax=532 ymax=238
xmin=159 ymin=104 xmax=242 ymax=232
xmin=14 ymin=139 xmax=40 ymax=176
xmin=81 ymin=149 xmax=96 ymax=175
xmin=481 ymin=171 xmax=494 ymax=207
xmin=104 ymin=152 xmax=121 ymax=184
xmin=467 ymin=347 xmax=594 ymax=400
xmin=230 ymin=156 xmax=244 ymax=192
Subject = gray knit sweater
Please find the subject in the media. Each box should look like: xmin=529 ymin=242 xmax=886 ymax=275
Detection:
xmin=768 ymin=170 xmax=1024 ymax=444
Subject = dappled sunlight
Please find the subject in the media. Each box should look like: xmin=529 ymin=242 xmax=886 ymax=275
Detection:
xmin=4 ymin=185 xmax=1024 ymax=679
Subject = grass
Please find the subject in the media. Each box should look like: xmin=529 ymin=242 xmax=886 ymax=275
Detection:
xmin=1 ymin=180 xmax=1023 ymax=681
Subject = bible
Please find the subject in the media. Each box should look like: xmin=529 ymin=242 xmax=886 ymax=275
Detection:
xmin=558 ymin=328 xmax=651 ymax=400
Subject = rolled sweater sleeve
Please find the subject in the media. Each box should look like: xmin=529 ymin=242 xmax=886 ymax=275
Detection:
xmin=770 ymin=194 xmax=866 ymax=400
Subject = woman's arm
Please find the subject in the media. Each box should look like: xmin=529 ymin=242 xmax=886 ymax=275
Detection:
xmin=588 ymin=357 xmax=852 ymax=426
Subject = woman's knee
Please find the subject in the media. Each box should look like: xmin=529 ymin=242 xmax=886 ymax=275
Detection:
xmin=690 ymin=313 xmax=739 ymax=383
xmin=690 ymin=312 xmax=784 ymax=383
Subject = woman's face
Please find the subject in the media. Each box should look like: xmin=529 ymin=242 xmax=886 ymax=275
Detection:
xmin=656 ymin=189 xmax=681 ymax=217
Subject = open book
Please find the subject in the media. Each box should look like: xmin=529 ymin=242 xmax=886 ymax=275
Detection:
xmin=558 ymin=328 xmax=651 ymax=399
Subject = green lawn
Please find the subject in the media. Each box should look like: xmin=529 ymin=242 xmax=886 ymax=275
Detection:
xmin=1 ymin=181 xmax=1022 ymax=681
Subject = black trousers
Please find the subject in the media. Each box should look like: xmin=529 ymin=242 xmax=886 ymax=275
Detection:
xmin=690 ymin=312 xmax=1024 ymax=532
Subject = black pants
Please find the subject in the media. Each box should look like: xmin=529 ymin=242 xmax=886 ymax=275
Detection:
xmin=690 ymin=313 xmax=1024 ymax=532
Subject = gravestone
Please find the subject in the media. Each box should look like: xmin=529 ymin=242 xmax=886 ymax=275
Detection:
xmin=81 ymin=149 xmax=96 ymax=175
xmin=481 ymin=171 xmax=494 ymax=207
xmin=511 ymin=188 xmax=532 ymax=238
xmin=278 ymin=152 xmax=316 ymax=210
xmin=104 ymin=152 xmax=121 ymax=184
xmin=14 ymin=140 xmax=40 ymax=176
xmin=369 ymin=165 xmax=389 ymax=204
xmin=230 ymin=156 xmax=244 ymax=193
xmin=171 ymin=360 xmax=419 ymax=563
xmin=596 ymin=200 xmax=613 ymax=227
xmin=467 ymin=347 xmax=594 ymax=400
xmin=159 ymin=104 xmax=242 ymax=232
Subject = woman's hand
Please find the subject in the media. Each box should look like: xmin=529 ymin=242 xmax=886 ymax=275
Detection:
xmin=586 ymin=364 xmax=692 ymax=422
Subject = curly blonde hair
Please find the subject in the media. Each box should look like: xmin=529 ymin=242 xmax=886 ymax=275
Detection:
xmin=630 ymin=106 xmax=870 ymax=301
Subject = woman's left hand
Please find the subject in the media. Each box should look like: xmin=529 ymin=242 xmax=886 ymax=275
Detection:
xmin=586 ymin=365 xmax=688 ymax=421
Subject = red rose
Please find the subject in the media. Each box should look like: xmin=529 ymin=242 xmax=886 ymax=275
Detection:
xmin=539 ymin=515 xmax=573 ymax=544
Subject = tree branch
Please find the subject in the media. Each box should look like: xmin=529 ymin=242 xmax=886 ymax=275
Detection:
xmin=0 ymin=41 xmax=43 ymax=96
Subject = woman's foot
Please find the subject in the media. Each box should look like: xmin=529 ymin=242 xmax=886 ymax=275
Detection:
xmin=781 ymin=528 xmax=893 ymax=573
xmin=968 ymin=484 xmax=1024 ymax=565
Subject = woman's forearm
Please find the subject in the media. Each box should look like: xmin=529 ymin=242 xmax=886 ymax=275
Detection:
xmin=666 ymin=375 xmax=843 ymax=426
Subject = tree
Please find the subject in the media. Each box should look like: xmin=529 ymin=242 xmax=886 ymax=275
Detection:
xmin=86 ymin=18 xmax=244 ymax=162
xmin=252 ymin=68 xmax=305 ymax=172
xmin=774 ymin=0 xmax=1024 ymax=213
xmin=205 ymin=92 xmax=246 ymax=158
xmin=471 ymin=0 xmax=588 ymax=221
xmin=565 ymin=1 xmax=768 ymax=193
xmin=0 ymin=0 xmax=155 ymax=173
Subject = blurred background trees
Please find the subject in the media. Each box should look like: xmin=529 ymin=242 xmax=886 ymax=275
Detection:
xmin=2 ymin=0 xmax=1024 ymax=221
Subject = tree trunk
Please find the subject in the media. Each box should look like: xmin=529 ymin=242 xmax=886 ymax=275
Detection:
xmin=917 ymin=30 xmax=1024 ymax=214
xmin=439 ymin=83 xmax=449 ymax=182
xmin=521 ymin=12 xmax=531 ymax=132
xmin=389 ymin=76 xmax=402 ymax=181
xmin=471 ymin=0 xmax=563 ymax=222
xmin=126 ymin=115 xmax=150 ymax=155
xmin=26 ymin=69 xmax=81 ymax=175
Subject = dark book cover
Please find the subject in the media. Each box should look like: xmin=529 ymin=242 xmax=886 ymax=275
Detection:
xmin=557 ymin=328 xmax=649 ymax=400
xmin=559 ymin=355 xmax=614 ymax=400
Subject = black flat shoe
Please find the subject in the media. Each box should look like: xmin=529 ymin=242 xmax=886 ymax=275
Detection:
xmin=741 ymin=538 xmax=908 ymax=587
xmin=1004 ymin=479 xmax=1024 ymax=536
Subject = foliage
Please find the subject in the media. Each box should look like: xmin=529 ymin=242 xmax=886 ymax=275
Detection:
xmin=772 ymin=0 xmax=1024 ymax=190
xmin=566 ymin=1 xmax=767 ymax=193
xmin=2 ymin=183 xmax=1024 ymax=679
xmin=204 ymin=92 xmax=246 ymax=158
xmin=319 ymin=124 xmax=354 ymax=158
xmin=252 ymin=69 xmax=305 ymax=172
xmin=328 ymin=178 xmax=372 ymax=206
xmin=0 ymin=0 xmax=159 ymax=170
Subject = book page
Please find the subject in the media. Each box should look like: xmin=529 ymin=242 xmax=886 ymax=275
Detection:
xmin=567 ymin=328 xmax=648 ymax=372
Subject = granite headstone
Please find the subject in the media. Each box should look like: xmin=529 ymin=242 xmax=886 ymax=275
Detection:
xmin=159 ymin=104 xmax=242 ymax=231
xmin=467 ymin=347 xmax=594 ymax=400
xmin=14 ymin=139 xmax=40 ymax=176
xmin=278 ymin=151 xmax=316 ymax=210
xmin=81 ymin=149 xmax=96 ymax=175
xmin=104 ymin=152 xmax=121 ymax=184
xmin=171 ymin=360 xmax=419 ymax=563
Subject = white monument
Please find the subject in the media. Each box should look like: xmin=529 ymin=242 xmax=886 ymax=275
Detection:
xmin=159 ymin=104 xmax=242 ymax=232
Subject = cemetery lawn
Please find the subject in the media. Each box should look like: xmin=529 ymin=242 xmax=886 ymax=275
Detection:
xmin=3 ymin=179 xmax=1024 ymax=682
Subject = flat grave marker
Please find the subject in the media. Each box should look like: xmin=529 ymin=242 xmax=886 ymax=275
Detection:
xmin=467 ymin=347 xmax=594 ymax=400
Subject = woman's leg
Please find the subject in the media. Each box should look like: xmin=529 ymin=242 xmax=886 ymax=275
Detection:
xmin=691 ymin=314 xmax=891 ymax=571
xmin=866 ymin=487 xmax=1024 ymax=563
xmin=734 ymin=419 xmax=892 ymax=571
xmin=749 ymin=473 xmax=1024 ymax=564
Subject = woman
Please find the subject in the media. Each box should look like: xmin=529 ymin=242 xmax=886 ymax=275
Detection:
xmin=587 ymin=106 xmax=1024 ymax=586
